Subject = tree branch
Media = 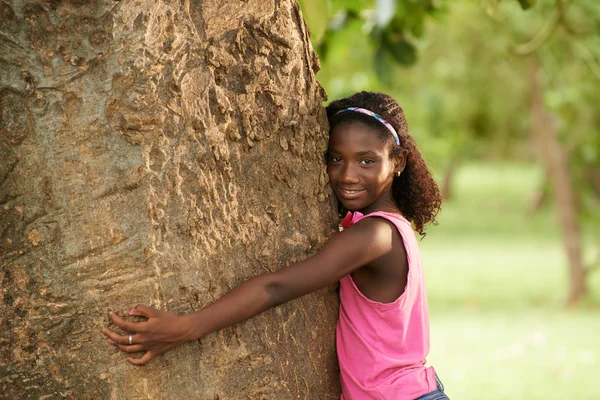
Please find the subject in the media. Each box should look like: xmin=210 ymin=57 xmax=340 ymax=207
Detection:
xmin=515 ymin=0 xmax=568 ymax=55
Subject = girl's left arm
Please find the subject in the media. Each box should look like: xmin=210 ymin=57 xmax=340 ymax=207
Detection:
xmin=103 ymin=217 xmax=393 ymax=365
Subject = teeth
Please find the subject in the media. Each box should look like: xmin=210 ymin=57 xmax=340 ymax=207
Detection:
xmin=343 ymin=190 xmax=360 ymax=194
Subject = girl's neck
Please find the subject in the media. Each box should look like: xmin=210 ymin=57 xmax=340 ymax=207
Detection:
xmin=358 ymin=195 xmax=401 ymax=216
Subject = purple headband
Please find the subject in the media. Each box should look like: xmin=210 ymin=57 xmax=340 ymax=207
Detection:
xmin=335 ymin=107 xmax=400 ymax=146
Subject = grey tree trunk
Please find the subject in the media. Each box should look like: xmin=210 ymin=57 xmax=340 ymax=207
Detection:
xmin=0 ymin=1 xmax=340 ymax=398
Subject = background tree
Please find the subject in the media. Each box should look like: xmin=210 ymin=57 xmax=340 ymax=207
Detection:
xmin=0 ymin=0 xmax=341 ymax=398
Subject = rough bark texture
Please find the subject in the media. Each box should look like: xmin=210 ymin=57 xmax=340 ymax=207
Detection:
xmin=0 ymin=1 xmax=340 ymax=398
xmin=529 ymin=60 xmax=587 ymax=305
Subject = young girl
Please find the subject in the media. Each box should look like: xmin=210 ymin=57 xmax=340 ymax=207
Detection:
xmin=102 ymin=91 xmax=448 ymax=400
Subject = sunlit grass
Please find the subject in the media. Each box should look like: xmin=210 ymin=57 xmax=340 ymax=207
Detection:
xmin=421 ymin=162 xmax=600 ymax=400
xmin=428 ymin=309 xmax=600 ymax=400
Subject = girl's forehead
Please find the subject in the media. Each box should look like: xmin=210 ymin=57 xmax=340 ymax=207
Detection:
xmin=328 ymin=123 xmax=388 ymax=151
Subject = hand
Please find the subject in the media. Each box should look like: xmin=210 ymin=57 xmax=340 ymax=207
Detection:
xmin=102 ymin=305 xmax=194 ymax=365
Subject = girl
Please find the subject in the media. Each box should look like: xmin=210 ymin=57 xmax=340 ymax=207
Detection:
xmin=102 ymin=91 xmax=448 ymax=400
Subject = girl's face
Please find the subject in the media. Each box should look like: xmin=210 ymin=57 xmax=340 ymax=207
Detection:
xmin=326 ymin=122 xmax=402 ymax=214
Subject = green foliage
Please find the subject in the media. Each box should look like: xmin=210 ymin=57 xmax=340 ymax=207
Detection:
xmin=301 ymin=0 xmax=444 ymax=82
xmin=299 ymin=1 xmax=600 ymax=204
xmin=329 ymin=0 xmax=374 ymax=14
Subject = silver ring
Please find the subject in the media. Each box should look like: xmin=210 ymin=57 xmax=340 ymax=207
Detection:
xmin=129 ymin=334 xmax=133 ymax=345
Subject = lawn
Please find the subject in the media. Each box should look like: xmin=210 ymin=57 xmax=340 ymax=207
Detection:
xmin=421 ymin=162 xmax=600 ymax=400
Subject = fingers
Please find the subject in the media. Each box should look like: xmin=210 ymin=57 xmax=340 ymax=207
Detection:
xmin=127 ymin=352 xmax=155 ymax=366
xmin=128 ymin=304 xmax=160 ymax=319
xmin=103 ymin=306 xmax=163 ymax=366
xmin=102 ymin=328 xmax=134 ymax=345
xmin=116 ymin=344 xmax=145 ymax=353
xmin=109 ymin=311 xmax=141 ymax=332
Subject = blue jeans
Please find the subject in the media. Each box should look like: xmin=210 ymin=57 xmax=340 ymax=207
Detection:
xmin=414 ymin=374 xmax=449 ymax=400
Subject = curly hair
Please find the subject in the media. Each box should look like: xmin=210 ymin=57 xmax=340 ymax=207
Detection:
xmin=326 ymin=91 xmax=442 ymax=236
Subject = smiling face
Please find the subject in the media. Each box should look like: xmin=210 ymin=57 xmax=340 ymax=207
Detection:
xmin=327 ymin=122 xmax=402 ymax=214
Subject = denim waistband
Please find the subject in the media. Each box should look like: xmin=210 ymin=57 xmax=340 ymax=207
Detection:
xmin=435 ymin=373 xmax=444 ymax=392
xmin=413 ymin=373 xmax=448 ymax=400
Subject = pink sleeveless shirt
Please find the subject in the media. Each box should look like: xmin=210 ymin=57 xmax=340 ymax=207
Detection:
xmin=336 ymin=211 xmax=436 ymax=400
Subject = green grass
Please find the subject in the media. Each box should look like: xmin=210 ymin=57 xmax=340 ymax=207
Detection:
xmin=421 ymin=162 xmax=600 ymax=400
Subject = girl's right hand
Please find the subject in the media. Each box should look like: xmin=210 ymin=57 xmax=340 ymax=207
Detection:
xmin=102 ymin=304 xmax=195 ymax=365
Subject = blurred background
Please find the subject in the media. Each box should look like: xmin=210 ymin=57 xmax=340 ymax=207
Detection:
xmin=298 ymin=0 xmax=599 ymax=399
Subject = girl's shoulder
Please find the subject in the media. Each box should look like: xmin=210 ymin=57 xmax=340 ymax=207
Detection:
xmin=348 ymin=212 xmax=418 ymax=256
xmin=343 ymin=211 xmax=410 ymax=231
xmin=341 ymin=212 xmax=414 ymax=253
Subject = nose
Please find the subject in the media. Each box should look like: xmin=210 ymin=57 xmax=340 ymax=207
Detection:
xmin=340 ymin=163 xmax=360 ymax=184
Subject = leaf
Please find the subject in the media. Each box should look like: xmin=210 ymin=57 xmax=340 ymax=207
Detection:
xmin=517 ymin=0 xmax=536 ymax=10
xmin=384 ymin=35 xmax=417 ymax=66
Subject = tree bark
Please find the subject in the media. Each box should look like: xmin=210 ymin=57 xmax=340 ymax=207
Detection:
xmin=529 ymin=60 xmax=587 ymax=306
xmin=0 ymin=1 xmax=340 ymax=398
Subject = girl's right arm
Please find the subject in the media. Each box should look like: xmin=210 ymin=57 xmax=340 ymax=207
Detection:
xmin=103 ymin=216 xmax=398 ymax=365
xmin=103 ymin=272 xmax=297 ymax=365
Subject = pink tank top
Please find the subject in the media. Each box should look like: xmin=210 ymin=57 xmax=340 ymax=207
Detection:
xmin=336 ymin=211 xmax=436 ymax=400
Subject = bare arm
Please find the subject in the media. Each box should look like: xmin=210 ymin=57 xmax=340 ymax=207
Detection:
xmin=103 ymin=217 xmax=395 ymax=365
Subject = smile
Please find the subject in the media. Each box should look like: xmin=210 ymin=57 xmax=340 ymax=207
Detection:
xmin=339 ymin=188 xmax=366 ymax=199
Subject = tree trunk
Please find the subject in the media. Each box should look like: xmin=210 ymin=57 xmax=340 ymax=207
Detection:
xmin=0 ymin=1 xmax=340 ymax=398
xmin=529 ymin=60 xmax=587 ymax=306
xmin=528 ymin=173 xmax=551 ymax=213
xmin=441 ymin=153 xmax=459 ymax=200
